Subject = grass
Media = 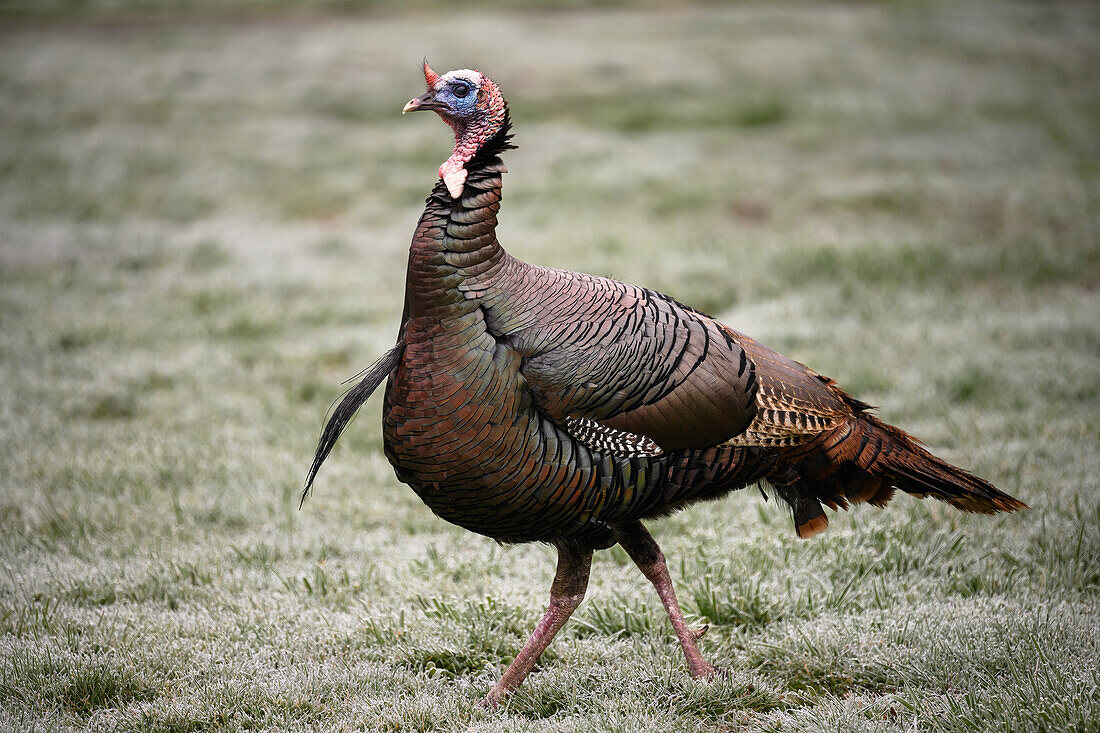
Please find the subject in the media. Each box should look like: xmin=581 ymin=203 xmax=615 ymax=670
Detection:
xmin=1 ymin=1 xmax=1098 ymax=731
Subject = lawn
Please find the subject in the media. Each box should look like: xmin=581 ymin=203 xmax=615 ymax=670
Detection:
xmin=0 ymin=2 xmax=1098 ymax=731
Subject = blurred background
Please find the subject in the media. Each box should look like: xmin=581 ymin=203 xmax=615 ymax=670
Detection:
xmin=1 ymin=2 xmax=1097 ymax=731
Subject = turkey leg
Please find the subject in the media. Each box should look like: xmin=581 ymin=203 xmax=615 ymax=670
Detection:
xmin=480 ymin=543 xmax=592 ymax=708
xmin=616 ymin=521 xmax=720 ymax=679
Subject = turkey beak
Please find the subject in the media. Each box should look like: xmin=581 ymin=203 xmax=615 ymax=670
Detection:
xmin=402 ymin=90 xmax=438 ymax=114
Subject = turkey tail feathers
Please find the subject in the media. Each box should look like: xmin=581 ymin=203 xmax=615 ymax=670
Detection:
xmin=772 ymin=411 xmax=1026 ymax=536
xmin=858 ymin=414 xmax=1027 ymax=514
xmin=301 ymin=343 xmax=405 ymax=507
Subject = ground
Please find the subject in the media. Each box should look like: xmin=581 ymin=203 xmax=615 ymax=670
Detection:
xmin=0 ymin=2 xmax=1098 ymax=731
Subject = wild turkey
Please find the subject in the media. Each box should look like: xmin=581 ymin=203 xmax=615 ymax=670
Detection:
xmin=304 ymin=63 xmax=1025 ymax=707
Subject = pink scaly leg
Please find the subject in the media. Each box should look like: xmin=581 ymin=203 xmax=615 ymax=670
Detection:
xmin=616 ymin=521 xmax=721 ymax=679
xmin=479 ymin=544 xmax=592 ymax=709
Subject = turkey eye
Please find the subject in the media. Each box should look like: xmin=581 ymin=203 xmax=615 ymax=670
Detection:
xmin=452 ymin=82 xmax=470 ymax=98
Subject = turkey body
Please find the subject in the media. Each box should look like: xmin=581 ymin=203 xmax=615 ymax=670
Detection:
xmin=377 ymin=140 xmax=1018 ymax=546
xmin=305 ymin=66 xmax=1025 ymax=706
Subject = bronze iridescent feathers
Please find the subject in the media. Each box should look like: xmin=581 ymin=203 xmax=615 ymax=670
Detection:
xmin=305 ymin=66 xmax=1025 ymax=706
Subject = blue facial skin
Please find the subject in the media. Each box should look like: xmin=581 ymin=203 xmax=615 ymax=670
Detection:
xmin=434 ymin=78 xmax=478 ymax=119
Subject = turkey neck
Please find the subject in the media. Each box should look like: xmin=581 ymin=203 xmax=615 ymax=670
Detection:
xmin=402 ymin=146 xmax=511 ymax=330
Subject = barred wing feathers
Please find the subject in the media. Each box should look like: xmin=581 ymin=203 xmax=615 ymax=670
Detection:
xmin=499 ymin=269 xmax=758 ymax=452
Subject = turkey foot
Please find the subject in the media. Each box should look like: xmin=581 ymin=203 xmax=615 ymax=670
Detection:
xmin=693 ymin=662 xmax=731 ymax=680
xmin=616 ymin=521 xmax=721 ymax=679
xmin=477 ymin=690 xmax=504 ymax=711
xmin=480 ymin=544 xmax=592 ymax=707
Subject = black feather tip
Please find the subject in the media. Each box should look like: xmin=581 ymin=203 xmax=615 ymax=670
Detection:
xmin=301 ymin=344 xmax=404 ymax=508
